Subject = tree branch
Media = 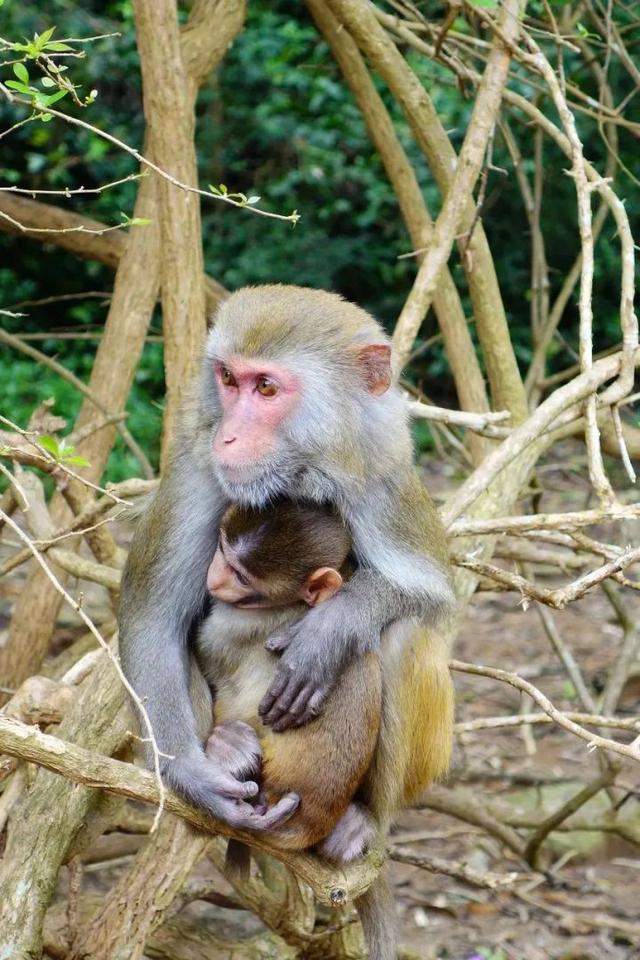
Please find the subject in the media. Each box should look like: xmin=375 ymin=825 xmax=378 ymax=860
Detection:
xmin=0 ymin=714 xmax=383 ymax=909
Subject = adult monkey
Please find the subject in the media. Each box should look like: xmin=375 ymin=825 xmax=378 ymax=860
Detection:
xmin=120 ymin=284 xmax=455 ymax=834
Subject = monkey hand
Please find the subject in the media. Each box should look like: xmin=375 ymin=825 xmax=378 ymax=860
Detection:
xmin=316 ymin=803 xmax=378 ymax=863
xmin=205 ymin=720 xmax=262 ymax=782
xmin=163 ymin=744 xmax=300 ymax=832
xmin=259 ymin=597 xmax=366 ymax=730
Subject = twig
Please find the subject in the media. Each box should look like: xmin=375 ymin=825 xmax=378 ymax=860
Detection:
xmin=8 ymin=96 xmax=299 ymax=225
xmin=420 ymin=791 xmax=525 ymax=857
xmin=600 ymin=581 xmax=640 ymax=715
xmin=611 ymin=404 xmax=636 ymax=483
xmin=534 ymin=601 xmax=597 ymax=711
xmin=389 ymin=847 xmax=521 ymax=889
xmin=451 ymin=659 xmax=640 ymax=763
xmin=442 ymin=347 xmax=639 ymax=525
xmin=406 ymin=398 xmax=511 ymax=436
xmin=524 ymin=33 xmax=615 ymax=506
xmin=0 ymin=329 xmax=153 ymax=478
xmin=0 ymin=173 xmax=143 ymax=197
xmin=0 ymin=509 xmax=166 ymax=829
xmin=451 ymin=546 xmax=640 ymax=607
xmin=455 ymin=711 xmax=640 ymax=733
xmin=447 ymin=501 xmax=640 ymax=536
xmin=523 ymin=764 xmax=619 ymax=867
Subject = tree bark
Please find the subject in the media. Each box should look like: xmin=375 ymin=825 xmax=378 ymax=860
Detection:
xmin=0 ymin=0 xmax=243 ymax=690
xmin=0 ymin=657 xmax=129 ymax=960
xmin=134 ymin=0 xmax=207 ymax=461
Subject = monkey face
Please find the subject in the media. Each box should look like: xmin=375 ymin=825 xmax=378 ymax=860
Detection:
xmin=204 ymin=286 xmax=397 ymax=506
xmin=206 ymin=537 xmax=264 ymax=607
xmin=211 ymin=357 xmax=302 ymax=486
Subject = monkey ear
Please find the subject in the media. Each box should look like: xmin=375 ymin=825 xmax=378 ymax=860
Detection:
xmin=357 ymin=344 xmax=392 ymax=396
xmin=301 ymin=568 xmax=343 ymax=606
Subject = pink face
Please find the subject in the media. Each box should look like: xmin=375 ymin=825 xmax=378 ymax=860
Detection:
xmin=212 ymin=357 xmax=301 ymax=477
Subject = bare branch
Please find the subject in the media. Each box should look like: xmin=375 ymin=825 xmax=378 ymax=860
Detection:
xmin=0 ymin=714 xmax=383 ymax=907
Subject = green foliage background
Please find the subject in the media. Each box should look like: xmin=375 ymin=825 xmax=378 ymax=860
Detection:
xmin=0 ymin=0 xmax=637 ymax=478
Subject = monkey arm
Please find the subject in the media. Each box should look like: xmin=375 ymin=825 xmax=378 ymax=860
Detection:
xmin=258 ymin=569 xmax=406 ymax=729
xmin=259 ymin=470 xmax=456 ymax=730
xmin=119 ymin=452 xmax=298 ymax=831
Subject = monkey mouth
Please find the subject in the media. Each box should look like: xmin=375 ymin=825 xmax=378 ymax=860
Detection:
xmin=214 ymin=459 xmax=292 ymax=507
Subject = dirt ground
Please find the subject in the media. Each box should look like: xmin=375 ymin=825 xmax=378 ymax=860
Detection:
xmin=392 ymin=580 xmax=640 ymax=960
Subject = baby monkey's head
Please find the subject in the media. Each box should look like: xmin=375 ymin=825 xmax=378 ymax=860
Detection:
xmin=207 ymin=500 xmax=352 ymax=610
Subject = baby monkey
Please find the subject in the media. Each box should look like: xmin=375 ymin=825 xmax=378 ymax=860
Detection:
xmin=196 ymin=500 xmax=382 ymax=861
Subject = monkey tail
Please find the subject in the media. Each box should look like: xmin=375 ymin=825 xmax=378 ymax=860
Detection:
xmin=224 ymin=838 xmax=251 ymax=881
xmin=355 ymin=865 xmax=397 ymax=960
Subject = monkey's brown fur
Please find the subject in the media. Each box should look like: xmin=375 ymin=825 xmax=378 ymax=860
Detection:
xmin=214 ymin=654 xmax=382 ymax=850
xmin=199 ymin=501 xmax=382 ymax=850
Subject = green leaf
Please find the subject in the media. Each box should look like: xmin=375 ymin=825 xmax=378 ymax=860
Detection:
xmin=41 ymin=76 xmax=56 ymax=87
xmin=467 ymin=0 xmax=498 ymax=7
xmin=42 ymin=89 xmax=68 ymax=105
xmin=247 ymin=196 xmax=261 ymax=204
xmin=5 ymin=80 xmax=32 ymax=94
xmin=46 ymin=42 xmax=74 ymax=52
xmin=38 ymin=435 xmax=60 ymax=456
xmin=62 ymin=455 xmax=90 ymax=467
xmin=13 ymin=62 xmax=29 ymax=83
xmin=36 ymin=27 xmax=56 ymax=45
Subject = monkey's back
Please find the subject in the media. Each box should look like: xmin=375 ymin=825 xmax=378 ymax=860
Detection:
xmin=362 ymin=619 xmax=454 ymax=823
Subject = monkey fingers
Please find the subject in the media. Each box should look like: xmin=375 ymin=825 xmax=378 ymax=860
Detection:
xmin=263 ymin=630 xmax=293 ymax=654
xmin=206 ymin=720 xmax=262 ymax=780
xmin=269 ymin=683 xmax=324 ymax=732
xmin=259 ymin=668 xmax=309 ymax=727
xmin=257 ymin=667 xmax=292 ymax=719
xmin=222 ymin=791 xmax=300 ymax=833
xmin=163 ymin=750 xmax=262 ymax=822
xmin=287 ymin=686 xmax=330 ymax=730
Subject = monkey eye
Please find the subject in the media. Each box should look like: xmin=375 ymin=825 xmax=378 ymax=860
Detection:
xmin=219 ymin=366 xmax=237 ymax=387
xmin=234 ymin=567 xmax=250 ymax=586
xmin=256 ymin=376 xmax=279 ymax=398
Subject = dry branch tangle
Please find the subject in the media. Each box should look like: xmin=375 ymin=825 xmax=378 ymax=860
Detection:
xmin=451 ymin=661 xmax=640 ymax=763
xmin=0 ymin=714 xmax=383 ymax=908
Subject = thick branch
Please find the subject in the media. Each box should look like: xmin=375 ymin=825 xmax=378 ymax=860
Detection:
xmin=134 ymin=0 xmax=207 ymax=456
xmin=0 ymin=714 xmax=382 ymax=909
xmin=307 ymin=0 xmax=490 ymax=463
xmin=326 ymin=0 xmax=528 ymax=420
xmin=0 ymin=192 xmax=227 ymax=313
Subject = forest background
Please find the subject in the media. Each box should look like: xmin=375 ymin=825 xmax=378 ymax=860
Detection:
xmin=2 ymin=0 xmax=634 ymax=475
